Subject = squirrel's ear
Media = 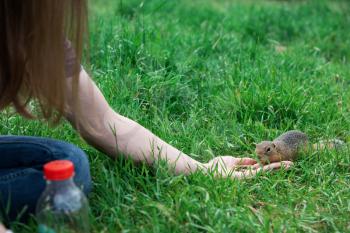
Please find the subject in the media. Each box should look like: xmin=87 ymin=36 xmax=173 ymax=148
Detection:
xmin=272 ymin=143 xmax=276 ymax=148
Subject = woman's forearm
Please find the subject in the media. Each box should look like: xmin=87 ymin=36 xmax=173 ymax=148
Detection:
xmin=64 ymin=70 xmax=204 ymax=174
xmin=93 ymin=109 xmax=203 ymax=174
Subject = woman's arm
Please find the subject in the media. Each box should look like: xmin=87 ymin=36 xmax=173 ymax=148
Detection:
xmin=64 ymin=69 xmax=203 ymax=174
xmin=63 ymin=69 xmax=292 ymax=176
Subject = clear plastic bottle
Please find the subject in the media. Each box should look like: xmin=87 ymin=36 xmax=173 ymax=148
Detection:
xmin=36 ymin=160 xmax=89 ymax=233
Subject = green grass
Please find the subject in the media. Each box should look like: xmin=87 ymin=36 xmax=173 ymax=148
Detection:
xmin=2 ymin=0 xmax=350 ymax=232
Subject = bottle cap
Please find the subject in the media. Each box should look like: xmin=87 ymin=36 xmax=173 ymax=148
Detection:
xmin=44 ymin=160 xmax=74 ymax=181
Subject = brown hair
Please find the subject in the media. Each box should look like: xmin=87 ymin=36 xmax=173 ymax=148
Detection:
xmin=0 ymin=0 xmax=87 ymax=121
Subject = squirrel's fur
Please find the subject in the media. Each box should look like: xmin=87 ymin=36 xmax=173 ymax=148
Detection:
xmin=255 ymin=130 xmax=345 ymax=163
xmin=255 ymin=130 xmax=308 ymax=163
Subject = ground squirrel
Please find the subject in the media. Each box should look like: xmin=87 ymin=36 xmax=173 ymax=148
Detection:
xmin=255 ymin=130 xmax=345 ymax=163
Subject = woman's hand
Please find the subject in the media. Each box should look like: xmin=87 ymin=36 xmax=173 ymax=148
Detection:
xmin=203 ymin=156 xmax=293 ymax=179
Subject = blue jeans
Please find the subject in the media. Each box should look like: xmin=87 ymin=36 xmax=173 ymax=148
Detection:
xmin=0 ymin=136 xmax=92 ymax=223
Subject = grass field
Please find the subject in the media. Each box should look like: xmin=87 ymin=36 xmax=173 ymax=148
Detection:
xmin=2 ymin=0 xmax=350 ymax=232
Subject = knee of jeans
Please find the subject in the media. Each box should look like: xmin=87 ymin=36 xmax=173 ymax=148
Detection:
xmin=55 ymin=143 xmax=92 ymax=195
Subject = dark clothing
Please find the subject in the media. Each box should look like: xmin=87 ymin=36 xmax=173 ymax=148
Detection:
xmin=0 ymin=40 xmax=85 ymax=224
xmin=0 ymin=136 xmax=91 ymax=223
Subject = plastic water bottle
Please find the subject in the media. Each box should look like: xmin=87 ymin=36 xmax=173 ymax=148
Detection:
xmin=35 ymin=160 xmax=89 ymax=233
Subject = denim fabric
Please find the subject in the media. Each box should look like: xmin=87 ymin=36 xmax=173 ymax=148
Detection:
xmin=0 ymin=136 xmax=92 ymax=222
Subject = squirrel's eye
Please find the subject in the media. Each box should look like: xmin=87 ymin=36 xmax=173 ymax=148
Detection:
xmin=266 ymin=147 xmax=271 ymax=152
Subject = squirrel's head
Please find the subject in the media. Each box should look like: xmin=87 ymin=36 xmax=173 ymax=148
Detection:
xmin=255 ymin=141 xmax=278 ymax=163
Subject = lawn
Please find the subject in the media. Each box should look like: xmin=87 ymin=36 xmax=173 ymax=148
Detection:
xmin=2 ymin=0 xmax=350 ymax=232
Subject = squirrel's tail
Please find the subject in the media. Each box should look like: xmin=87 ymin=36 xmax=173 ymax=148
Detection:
xmin=312 ymin=139 xmax=346 ymax=150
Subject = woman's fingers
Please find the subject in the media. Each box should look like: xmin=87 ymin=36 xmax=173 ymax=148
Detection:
xmin=206 ymin=157 xmax=293 ymax=179
xmin=251 ymin=161 xmax=293 ymax=170
xmin=232 ymin=161 xmax=293 ymax=179
xmin=261 ymin=161 xmax=293 ymax=171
